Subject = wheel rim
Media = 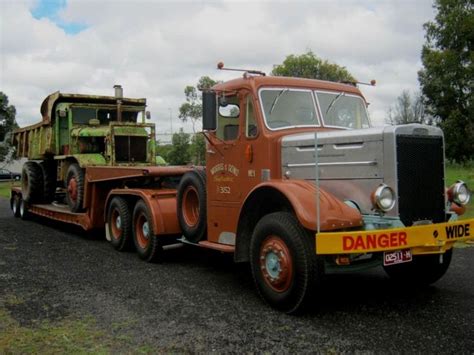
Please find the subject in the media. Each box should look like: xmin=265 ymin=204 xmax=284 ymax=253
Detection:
xmin=259 ymin=235 xmax=294 ymax=293
xmin=12 ymin=198 xmax=18 ymax=215
xmin=135 ymin=212 xmax=150 ymax=249
xmin=182 ymin=185 xmax=199 ymax=227
xmin=20 ymin=200 xmax=25 ymax=216
xmin=110 ymin=209 xmax=122 ymax=240
xmin=67 ymin=177 xmax=78 ymax=202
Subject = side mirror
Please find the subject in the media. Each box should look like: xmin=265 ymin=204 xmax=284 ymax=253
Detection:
xmin=202 ymin=91 xmax=217 ymax=131
xmin=146 ymin=111 xmax=151 ymax=120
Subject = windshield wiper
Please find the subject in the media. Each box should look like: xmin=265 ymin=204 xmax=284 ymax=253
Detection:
xmin=269 ymin=88 xmax=289 ymax=115
xmin=325 ymin=92 xmax=345 ymax=115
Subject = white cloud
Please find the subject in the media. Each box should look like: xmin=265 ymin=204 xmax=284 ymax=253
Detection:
xmin=1 ymin=0 xmax=435 ymax=129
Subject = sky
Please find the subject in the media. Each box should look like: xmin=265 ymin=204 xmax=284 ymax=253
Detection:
xmin=0 ymin=0 xmax=436 ymax=138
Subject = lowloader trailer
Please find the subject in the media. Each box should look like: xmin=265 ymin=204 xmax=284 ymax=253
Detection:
xmin=11 ymin=65 xmax=473 ymax=313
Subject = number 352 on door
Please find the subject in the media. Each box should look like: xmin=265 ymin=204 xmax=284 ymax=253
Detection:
xmin=218 ymin=186 xmax=231 ymax=194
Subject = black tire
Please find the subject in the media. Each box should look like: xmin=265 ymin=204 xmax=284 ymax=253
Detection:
xmin=107 ymin=197 xmax=132 ymax=251
xmin=40 ymin=161 xmax=57 ymax=203
xmin=132 ymin=200 xmax=162 ymax=262
xmin=19 ymin=198 xmax=29 ymax=220
xmin=250 ymin=212 xmax=323 ymax=314
xmin=65 ymin=163 xmax=85 ymax=212
xmin=383 ymin=249 xmax=453 ymax=286
xmin=177 ymin=170 xmax=207 ymax=243
xmin=11 ymin=194 xmax=21 ymax=218
xmin=21 ymin=162 xmax=43 ymax=203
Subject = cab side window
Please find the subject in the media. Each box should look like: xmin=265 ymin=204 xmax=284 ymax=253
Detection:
xmin=217 ymin=95 xmax=240 ymax=141
xmin=246 ymin=96 xmax=258 ymax=138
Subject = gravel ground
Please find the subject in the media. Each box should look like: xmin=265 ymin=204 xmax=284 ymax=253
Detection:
xmin=1 ymin=197 xmax=473 ymax=352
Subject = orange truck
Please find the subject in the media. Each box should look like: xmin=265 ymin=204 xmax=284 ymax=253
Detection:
xmin=10 ymin=65 xmax=473 ymax=313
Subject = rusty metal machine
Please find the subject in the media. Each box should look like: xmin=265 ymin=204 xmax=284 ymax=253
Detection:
xmin=13 ymin=86 xmax=156 ymax=211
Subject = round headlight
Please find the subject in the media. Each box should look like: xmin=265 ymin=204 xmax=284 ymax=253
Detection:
xmin=373 ymin=184 xmax=396 ymax=212
xmin=451 ymin=181 xmax=471 ymax=206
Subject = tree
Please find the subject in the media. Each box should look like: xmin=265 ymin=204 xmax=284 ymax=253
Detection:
xmin=418 ymin=0 xmax=473 ymax=163
xmin=178 ymin=76 xmax=218 ymax=133
xmin=0 ymin=92 xmax=18 ymax=162
xmin=189 ymin=133 xmax=206 ymax=165
xmin=167 ymin=129 xmax=191 ymax=165
xmin=271 ymin=51 xmax=356 ymax=82
xmin=386 ymin=90 xmax=434 ymax=125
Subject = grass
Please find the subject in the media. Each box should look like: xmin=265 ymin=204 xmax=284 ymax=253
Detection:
xmin=0 ymin=181 xmax=19 ymax=199
xmin=0 ymin=294 xmax=155 ymax=354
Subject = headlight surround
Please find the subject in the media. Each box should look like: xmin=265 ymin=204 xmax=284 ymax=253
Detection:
xmin=372 ymin=184 xmax=396 ymax=212
xmin=448 ymin=181 xmax=471 ymax=206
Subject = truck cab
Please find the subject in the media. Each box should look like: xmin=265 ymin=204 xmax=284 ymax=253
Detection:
xmin=173 ymin=73 xmax=472 ymax=313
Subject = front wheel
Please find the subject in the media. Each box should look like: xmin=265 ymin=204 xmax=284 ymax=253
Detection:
xmin=65 ymin=163 xmax=84 ymax=212
xmin=250 ymin=212 xmax=322 ymax=314
xmin=383 ymin=249 xmax=453 ymax=285
xmin=132 ymin=200 xmax=162 ymax=262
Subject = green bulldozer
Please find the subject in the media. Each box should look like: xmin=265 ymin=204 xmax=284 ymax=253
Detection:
xmin=13 ymin=86 xmax=156 ymax=212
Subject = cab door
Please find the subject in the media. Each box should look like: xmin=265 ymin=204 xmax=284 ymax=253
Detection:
xmin=206 ymin=93 xmax=245 ymax=203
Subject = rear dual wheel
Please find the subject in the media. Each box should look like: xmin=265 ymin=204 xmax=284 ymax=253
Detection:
xmin=107 ymin=197 xmax=132 ymax=251
xmin=132 ymin=200 xmax=162 ymax=262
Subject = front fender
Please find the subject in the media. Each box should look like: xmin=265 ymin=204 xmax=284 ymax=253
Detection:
xmin=246 ymin=180 xmax=363 ymax=231
xmin=72 ymin=154 xmax=107 ymax=167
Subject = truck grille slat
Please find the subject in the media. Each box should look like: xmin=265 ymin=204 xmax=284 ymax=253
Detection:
xmin=115 ymin=136 xmax=147 ymax=163
xmin=396 ymin=135 xmax=445 ymax=226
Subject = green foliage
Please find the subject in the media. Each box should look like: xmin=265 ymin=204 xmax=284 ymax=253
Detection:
xmin=167 ymin=129 xmax=191 ymax=165
xmin=0 ymin=92 xmax=18 ymax=162
xmin=386 ymin=90 xmax=434 ymax=125
xmin=418 ymin=0 xmax=473 ymax=163
xmin=179 ymin=76 xmax=218 ymax=133
xmin=271 ymin=51 xmax=356 ymax=82
xmin=155 ymin=144 xmax=173 ymax=163
xmin=189 ymin=133 xmax=206 ymax=165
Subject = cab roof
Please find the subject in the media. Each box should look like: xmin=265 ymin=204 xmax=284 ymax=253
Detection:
xmin=40 ymin=92 xmax=146 ymax=124
xmin=212 ymin=76 xmax=364 ymax=97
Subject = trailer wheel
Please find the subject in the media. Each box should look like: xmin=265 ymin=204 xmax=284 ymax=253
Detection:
xmin=65 ymin=163 xmax=84 ymax=212
xmin=107 ymin=197 xmax=132 ymax=251
xmin=383 ymin=249 xmax=453 ymax=286
xmin=21 ymin=162 xmax=43 ymax=203
xmin=19 ymin=198 xmax=29 ymax=220
xmin=250 ymin=212 xmax=321 ymax=314
xmin=132 ymin=200 xmax=162 ymax=262
xmin=11 ymin=195 xmax=21 ymax=218
xmin=177 ymin=170 xmax=207 ymax=243
xmin=40 ymin=161 xmax=57 ymax=203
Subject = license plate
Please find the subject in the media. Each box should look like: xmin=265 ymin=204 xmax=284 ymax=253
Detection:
xmin=383 ymin=249 xmax=412 ymax=266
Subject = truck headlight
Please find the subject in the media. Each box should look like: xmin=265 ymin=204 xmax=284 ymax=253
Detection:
xmin=372 ymin=184 xmax=396 ymax=212
xmin=448 ymin=181 xmax=471 ymax=206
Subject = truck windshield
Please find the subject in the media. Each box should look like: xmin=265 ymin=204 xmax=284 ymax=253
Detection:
xmin=72 ymin=107 xmax=140 ymax=124
xmin=260 ymin=89 xmax=319 ymax=129
xmin=316 ymin=92 xmax=371 ymax=129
